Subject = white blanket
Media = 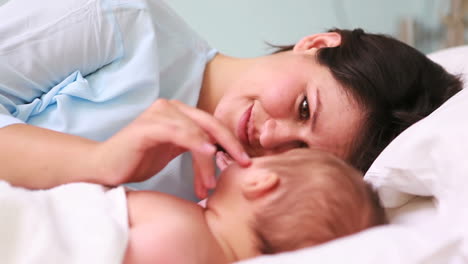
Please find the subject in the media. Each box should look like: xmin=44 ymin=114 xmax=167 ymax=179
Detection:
xmin=0 ymin=182 xmax=128 ymax=264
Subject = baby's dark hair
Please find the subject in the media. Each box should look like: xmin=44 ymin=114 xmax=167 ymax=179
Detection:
xmin=273 ymin=28 xmax=462 ymax=172
xmin=250 ymin=149 xmax=386 ymax=254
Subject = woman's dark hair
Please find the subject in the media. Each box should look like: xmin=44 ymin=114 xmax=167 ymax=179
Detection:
xmin=273 ymin=28 xmax=463 ymax=172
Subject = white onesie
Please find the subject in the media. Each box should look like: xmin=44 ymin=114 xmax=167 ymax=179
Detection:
xmin=0 ymin=181 xmax=128 ymax=264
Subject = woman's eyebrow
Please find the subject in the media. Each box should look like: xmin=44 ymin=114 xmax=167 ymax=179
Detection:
xmin=311 ymin=89 xmax=322 ymax=131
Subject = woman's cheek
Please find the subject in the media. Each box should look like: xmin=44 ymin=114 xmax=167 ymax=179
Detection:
xmin=262 ymin=91 xmax=295 ymax=118
xmin=214 ymin=99 xmax=238 ymax=136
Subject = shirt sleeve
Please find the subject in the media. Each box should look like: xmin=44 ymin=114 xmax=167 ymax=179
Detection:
xmin=0 ymin=105 xmax=23 ymax=128
xmin=0 ymin=0 xmax=124 ymax=128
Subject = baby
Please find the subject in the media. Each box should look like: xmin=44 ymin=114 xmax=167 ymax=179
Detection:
xmin=0 ymin=148 xmax=386 ymax=264
xmin=124 ymin=148 xmax=386 ymax=263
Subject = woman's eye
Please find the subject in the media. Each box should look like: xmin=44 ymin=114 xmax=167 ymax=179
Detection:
xmin=299 ymin=96 xmax=310 ymax=120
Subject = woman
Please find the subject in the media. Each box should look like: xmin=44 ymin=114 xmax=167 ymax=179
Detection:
xmin=0 ymin=0 xmax=462 ymax=200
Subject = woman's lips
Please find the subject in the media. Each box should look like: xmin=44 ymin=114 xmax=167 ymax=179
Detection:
xmin=237 ymin=104 xmax=254 ymax=146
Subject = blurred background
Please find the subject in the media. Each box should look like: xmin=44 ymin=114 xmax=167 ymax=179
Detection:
xmin=165 ymin=0 xmax=467 ymax=57
xmin=0 ymin=0 xmax=466 ymax=57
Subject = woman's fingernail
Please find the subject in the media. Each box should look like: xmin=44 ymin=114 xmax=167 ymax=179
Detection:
xmin=201 ymin=188 xmax=208 ymax=199
xmin=242 ymin=152 xmax=251 ymax=163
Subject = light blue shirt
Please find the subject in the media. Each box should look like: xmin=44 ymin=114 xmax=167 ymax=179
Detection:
xmin=0 ymin=0 xmax=217 ymax=201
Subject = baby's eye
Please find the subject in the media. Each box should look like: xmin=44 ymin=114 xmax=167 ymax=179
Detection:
xmin=299 ymin=96 xmax=310 ymax=120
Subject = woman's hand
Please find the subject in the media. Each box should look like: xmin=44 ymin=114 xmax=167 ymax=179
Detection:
xmin=97 ymin=99 xmax=250 ymax=198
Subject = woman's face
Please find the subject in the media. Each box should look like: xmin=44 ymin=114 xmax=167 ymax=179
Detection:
xmin=213 ymin=51 xmax=365 ymax=160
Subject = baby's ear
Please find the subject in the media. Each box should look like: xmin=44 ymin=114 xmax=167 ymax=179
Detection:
xmin=242 ymin=172 xmax=279 ymax=201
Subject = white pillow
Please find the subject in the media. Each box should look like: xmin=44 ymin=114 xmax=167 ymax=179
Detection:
xmin=364 ymin=45 xmax=468 ymax=208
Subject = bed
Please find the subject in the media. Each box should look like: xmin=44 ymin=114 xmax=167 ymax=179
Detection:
xmin=239 ymin=45 xmax=468 ymax=264
xmin=1 ymin=0 xmax=467 ymax=262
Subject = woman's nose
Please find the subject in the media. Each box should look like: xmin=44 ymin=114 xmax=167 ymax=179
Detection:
xmin=259 ymin=119 xmax=303 ymax=151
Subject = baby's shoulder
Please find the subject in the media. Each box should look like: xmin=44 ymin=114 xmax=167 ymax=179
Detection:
xmin=126 ymin=191 xmax=215 ymax=263
xmin=150 ymin=202 xmax=215 ymax=263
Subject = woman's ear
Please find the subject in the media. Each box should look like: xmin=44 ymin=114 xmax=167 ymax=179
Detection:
xmin=242 ymin=172 xmax=279 ymax=201
xmin=293 ymin=32 xmax=341 ymax=55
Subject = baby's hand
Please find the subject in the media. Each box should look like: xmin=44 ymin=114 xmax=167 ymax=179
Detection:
xmin=215 ymin=151 xmax=234 ymax=171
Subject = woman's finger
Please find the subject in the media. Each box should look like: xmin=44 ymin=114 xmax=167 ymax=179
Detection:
xmin=193 ymin=151 xmax=216 ymax=192
xmin=144 ymin=100 xmax=218 ymax=156
xmin=193 ymin=154 xmax=210 ymax=199
xmin=170 ymin=100 xmax=251 ymax=166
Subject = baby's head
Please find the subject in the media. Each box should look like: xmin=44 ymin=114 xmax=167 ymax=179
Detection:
xmin=249 ymin=148 xmax=386 ymax=254
xmin=206 ymin=148 xmax=386 ymax=261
